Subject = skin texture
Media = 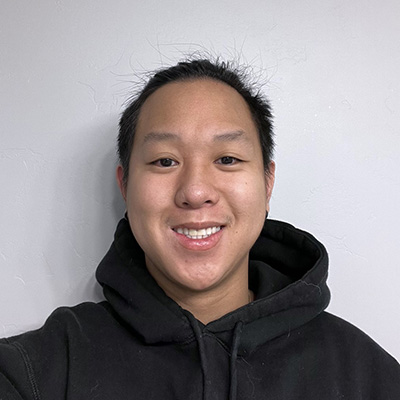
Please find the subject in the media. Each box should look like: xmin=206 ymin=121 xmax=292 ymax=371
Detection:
xmin=117 ymin=79 xmax=275 ymax=323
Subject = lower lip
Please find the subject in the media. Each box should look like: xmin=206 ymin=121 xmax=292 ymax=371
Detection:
xmin=172 ymin=228 xmax=224 ymax=251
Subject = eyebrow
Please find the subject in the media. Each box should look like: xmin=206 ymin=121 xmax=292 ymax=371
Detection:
xmin=143 ymin=132 xmax=180 ymax=144
xmin=212 ymin=130 xmax=247 ymax=142
xmin=142 ymin=130 xmax=249 ymax=144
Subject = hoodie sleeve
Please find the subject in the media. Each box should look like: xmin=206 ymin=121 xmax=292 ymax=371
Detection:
xmin=0 ymin=338 xmax=36 ymax=400
xmin=0 ymin=307 xmax=75 ymax=400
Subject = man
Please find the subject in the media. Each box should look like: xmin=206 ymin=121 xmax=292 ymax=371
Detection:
xmin=1 ymin=59 xmax=399 ymax=399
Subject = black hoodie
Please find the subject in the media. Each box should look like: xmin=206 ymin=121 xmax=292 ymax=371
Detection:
xmin=0 ymin=218 xmax=399 ymax=399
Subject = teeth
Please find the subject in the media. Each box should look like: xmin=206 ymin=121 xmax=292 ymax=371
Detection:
xmin=174 ymin=226 xmax=221 ymax=239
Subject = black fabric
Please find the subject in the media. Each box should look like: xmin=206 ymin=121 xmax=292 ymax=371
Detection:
xmin=0 ymin=218 xmax=399 ymax=399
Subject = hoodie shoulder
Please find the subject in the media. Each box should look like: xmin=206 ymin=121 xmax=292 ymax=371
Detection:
xmin=302 ymin=311 xmax=400 ymax=395
xmin=0 ymin=302 xmax=116 ymax=400
xmin=316 ymin=311 xmax=399 ymax=364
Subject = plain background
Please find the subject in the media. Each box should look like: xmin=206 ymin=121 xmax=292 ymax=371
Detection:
xmin=1 ymin=1 xmax=399 ymax=361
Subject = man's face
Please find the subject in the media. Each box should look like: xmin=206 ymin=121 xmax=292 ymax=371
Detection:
xmin=117 ymin=79 xmax=274 ymax=297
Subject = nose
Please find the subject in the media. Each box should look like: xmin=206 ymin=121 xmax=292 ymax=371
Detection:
xmin=174 ymin=166 xmax=219 ymax=209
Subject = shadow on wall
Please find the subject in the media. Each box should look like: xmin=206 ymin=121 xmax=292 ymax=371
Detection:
xmin=43 ymin=118 xmax=126 ymax=308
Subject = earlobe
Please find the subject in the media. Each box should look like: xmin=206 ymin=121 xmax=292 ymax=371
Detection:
xmin=116 ymin=165 xmax=127 ymax=202
xmin=265 ymin=161 xmax=276 ymax=213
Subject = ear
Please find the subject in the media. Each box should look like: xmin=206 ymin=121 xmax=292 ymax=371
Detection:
xmin=265 ymin=161 xmax=275 ymax=213
xmin=116 ymin=165 xmax=127 ymax=202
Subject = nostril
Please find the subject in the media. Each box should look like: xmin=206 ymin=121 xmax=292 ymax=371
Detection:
xmin=175 ymin=185 xmax=219 ymax=209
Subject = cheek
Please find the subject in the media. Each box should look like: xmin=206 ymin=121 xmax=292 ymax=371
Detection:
xmin=228 ymin=176 xmax=267 ymax=213
xmin=126 ymin=174 xmax=173 ymax=220
xmin=125 ymin=175 xmax=164 ymax=250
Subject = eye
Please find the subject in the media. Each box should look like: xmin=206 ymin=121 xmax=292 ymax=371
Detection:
xmin=152 ymin=158 xmax=178 ymax=167
xmin=216 ymin=156 xmax=241 ymax=165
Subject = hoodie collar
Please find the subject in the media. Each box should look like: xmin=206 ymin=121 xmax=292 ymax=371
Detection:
xmin=96 ymin=217 xmax=330 ymax=354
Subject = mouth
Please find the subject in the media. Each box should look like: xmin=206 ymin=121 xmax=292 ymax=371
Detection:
xmin=172 ymin=226 xmax=223 ymax=240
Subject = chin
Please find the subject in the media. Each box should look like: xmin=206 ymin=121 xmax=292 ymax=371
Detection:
xmin=181 ymin=279 xmax=220 ymax=293
xmin=173 ymin=265 xmax=229 ymax=293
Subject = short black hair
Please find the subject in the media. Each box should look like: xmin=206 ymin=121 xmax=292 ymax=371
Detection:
xmin=118 ymin=58 xmax=274 ymax=186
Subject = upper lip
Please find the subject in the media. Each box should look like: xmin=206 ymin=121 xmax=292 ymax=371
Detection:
xmin=171 ymin=222 xmax=225 ymax=230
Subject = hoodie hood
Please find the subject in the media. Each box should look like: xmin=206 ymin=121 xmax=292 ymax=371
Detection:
xmin=96 ymin=217 xmax=330 ymax=356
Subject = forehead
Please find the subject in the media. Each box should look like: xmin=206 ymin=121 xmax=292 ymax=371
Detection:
xmin=135 ymin=79 xmax=258 ymax=144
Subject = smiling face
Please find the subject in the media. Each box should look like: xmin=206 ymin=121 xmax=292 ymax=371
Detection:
xmin=117 ymin=79 xmax=274 ymax=300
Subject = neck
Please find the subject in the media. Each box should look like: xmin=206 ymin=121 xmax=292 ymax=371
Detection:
xmin=144 ymin=254 xmax=253 ymax=324
xmin=163 ymin=279 xmax=253 ymax=325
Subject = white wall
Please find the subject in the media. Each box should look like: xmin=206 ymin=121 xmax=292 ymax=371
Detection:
xmin=1 ymin=0 xmax=399 ymax=361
